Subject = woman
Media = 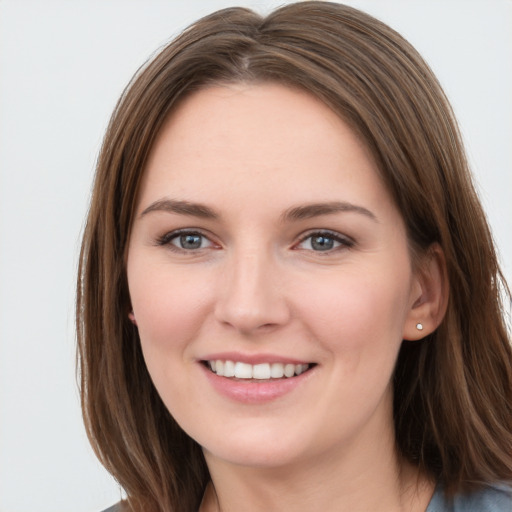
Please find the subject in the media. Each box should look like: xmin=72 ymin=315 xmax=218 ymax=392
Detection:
xmin=77 ymin=2 xmax=512 ymax=511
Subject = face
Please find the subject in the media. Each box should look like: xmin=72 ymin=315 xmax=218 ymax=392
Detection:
xmin=126 ymin=83 xmax=422 ymax=470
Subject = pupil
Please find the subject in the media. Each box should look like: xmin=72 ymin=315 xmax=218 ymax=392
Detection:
xmin=181 ymin=234 xmax=201 ymax=249
xmin=311 ymin=235 xmax=333 ymax=251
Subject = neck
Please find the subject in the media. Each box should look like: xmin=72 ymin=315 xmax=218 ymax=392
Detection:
xmin=200 ymin=423 xmax=434 ymax=512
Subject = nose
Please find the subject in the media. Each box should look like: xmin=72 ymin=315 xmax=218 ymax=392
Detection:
xmin=214 ymin=250 xmax=291 ymax=334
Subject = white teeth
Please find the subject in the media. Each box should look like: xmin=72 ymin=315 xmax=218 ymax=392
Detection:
xmin=224 ymin=360 xmax=235 ymax=377
xmin=234 ymin=362 xmax=253 ymax=379
xmin=253 ymin=363 xmax=271 ymax=380
xmin=208 ymin=360 xmax=311 ymax=379
xmin=295 ymin=364 xmax=305 ymax=375
xmin=270 ymin=363 xmax=284 ymax=378
xmin=284 ymin=364 xmax=295 ymax=378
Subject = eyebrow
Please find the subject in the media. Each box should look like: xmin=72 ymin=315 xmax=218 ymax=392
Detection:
xmin=281 ymin=202 xmax=378 ymax=222
xmin=140 ymin=199 xmax=218 ymax=219
xmin=139 ymin=198 xmax=377 ymax=223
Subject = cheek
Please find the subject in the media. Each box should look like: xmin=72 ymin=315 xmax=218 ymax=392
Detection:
xmin=295 ymin=263 xmax=411 ymax=359
xmin=127 ymin=260 xmax=212 ymax=359
xmin=127 ymin=261 xmax=216 ymax=417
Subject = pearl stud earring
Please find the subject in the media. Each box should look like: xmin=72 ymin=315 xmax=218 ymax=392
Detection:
xmin=416 ymin=322 xmax=424 ymax=331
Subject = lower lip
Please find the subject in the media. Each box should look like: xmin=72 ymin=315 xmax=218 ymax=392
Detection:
xmin=200 ymin=364 xmax=314 ymax=404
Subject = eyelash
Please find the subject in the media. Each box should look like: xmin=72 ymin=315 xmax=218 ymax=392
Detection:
xmin=155 ymin=229 xmax=354 ymax=253
xmin=294 ymin=230 xmax=355 ymax=253
xmin=155 ymin=229 xmax=216 ymax=252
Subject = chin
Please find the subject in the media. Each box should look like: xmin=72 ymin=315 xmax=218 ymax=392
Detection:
xmin=206 ymin=447 xmax=302 ymax=470
xmin=200 ymin=427 xmax=318 ymax=470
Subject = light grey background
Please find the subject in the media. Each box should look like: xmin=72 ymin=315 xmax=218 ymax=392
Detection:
xmin=0 ymin=1 xmax=510 ymax=511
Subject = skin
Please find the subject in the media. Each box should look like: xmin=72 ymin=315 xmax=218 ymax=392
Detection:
xmin=126 ymin=83 xmax=444 ymax=511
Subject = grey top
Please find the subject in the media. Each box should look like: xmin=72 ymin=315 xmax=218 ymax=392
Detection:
xmin=426 ymin=483 xmax=512 ymax=512
xmin=101 ymin=483 xmax=512 ymax=511
xmin=101 ymin=505 xmax=121 ymax=512
xmin=102 ymin=505 xmax=121 ymax=512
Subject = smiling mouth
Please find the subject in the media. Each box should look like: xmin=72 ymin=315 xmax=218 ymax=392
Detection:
xmin=204 ymin=360 xmax=314 ymax=380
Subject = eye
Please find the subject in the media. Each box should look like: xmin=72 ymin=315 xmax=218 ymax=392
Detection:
xmin=157 ymin=230 xmax=215 ymax=251
xmin=296 ymin=231 xmax=353 ymax=252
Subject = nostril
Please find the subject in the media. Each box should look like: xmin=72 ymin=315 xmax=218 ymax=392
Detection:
xmin=213 ymin=265 xmax=290 ymax=332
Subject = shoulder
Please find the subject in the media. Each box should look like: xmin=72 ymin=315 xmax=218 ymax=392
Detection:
xmin=427 ymin=483 xmax=512 ymax=512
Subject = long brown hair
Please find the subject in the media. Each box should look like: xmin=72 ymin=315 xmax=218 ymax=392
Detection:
xmin=77 ymin=2 xmax=512 ymax=510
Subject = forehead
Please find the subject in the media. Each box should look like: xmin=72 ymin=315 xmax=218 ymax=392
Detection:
xmin=137 ymin=83 xmax=391 ymax=216
xmin=150 ymin=82 xmax=371 ymax=160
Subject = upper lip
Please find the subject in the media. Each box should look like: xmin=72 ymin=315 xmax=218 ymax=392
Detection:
xmin=199 ymin=352 xmax=312 ymax=365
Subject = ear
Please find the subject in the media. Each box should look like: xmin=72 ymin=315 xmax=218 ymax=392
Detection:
xmin=403 ymin=243 xmax=449 ymax=340
xmin=128 ymin=310 xmax=138 ymax=326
